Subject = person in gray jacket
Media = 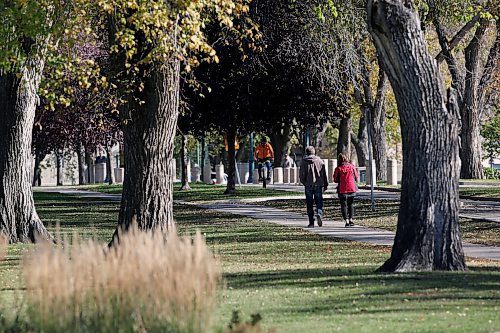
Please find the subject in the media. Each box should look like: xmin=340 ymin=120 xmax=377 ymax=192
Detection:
xmin=299 ymin=146 xmax=328 ymax=228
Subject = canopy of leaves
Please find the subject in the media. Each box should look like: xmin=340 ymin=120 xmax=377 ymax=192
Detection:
xmin=180 ymin=0 xmax=369 ymax=137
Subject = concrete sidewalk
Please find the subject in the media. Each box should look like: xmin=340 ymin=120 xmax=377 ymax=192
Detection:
xmin=39 ymin=187 xmax=500 ymax=262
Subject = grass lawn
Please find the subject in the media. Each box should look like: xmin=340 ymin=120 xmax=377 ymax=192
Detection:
xmin=1 ymin=192 xmax=499 ymax=332
xmin=459 ymin=187 xmax=500 ymax=199
xmin=260 ymin=199 xmax=500 ymax=247
xmin=82 ymin=182 xmax=300 ymax=201
xmin=81 ymin=182 xmax=500 ymax=200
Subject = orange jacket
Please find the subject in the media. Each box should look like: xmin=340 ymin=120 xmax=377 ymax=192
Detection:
xmin=254 ymin=143 xmax=274 ymax=160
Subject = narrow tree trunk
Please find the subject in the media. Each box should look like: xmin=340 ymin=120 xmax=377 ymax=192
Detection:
xmin=77 ymin=144 xmax=86 ymax=185
xmin=105 ymin=144 xmax=115 ymax=185
xmin=55 ymin=150 xmax=64 ymax=186
xmin=270 ymin=123 xmax=292 ymax=167
xmin=337 ymin=114 xmax=352 ymax=158
xmin=179 ymin=132 xmax=191 ymax=190
xmin=0 ymin=55 xmax=50 ymax=243
xmin=32 ymin=151 xmax=44 ymax=187
xmin=352 ymin=82 xmax=368 ymax=167
xmin=370 ymin=71 xmax=389 ymax=180
xmin=85 ymin=148 xmax=93 ymax=184
xmin=367 ymin=0 xmax=466 ymax=272
xmin=459 ymin=19 xmax=489 ymax=179
xmin=224 ymin=127 xmax=237 ymax=195
xmin=200 ymin=135 xmax=206 ymax=181
xmin=112 ymin=60 xmax=180 ymax=240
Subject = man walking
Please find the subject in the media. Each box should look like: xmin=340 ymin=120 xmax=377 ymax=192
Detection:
xmin=299 ymin=146 xmax=328 ymax=228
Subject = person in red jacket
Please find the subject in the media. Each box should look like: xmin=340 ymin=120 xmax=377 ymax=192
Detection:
xmin=333 ymin=153 xmax=359 ymax=227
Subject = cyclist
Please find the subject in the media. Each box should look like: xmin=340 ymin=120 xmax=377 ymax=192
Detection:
xmin=254 ymin=137 xmax=274 ymax=182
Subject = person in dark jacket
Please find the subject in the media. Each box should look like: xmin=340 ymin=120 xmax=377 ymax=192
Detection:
xmin=333 ymin=153 xmax=359 ymax=227
xmin=299 ymin=146 xmax=328 ymax=228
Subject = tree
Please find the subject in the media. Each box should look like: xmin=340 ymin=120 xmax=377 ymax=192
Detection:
xmin=178 ymin=129 xmax=192 ymax=191
xmin=367 ymin=0 xmax=466 ymax=271
xmin=426 ymin=0 xmax=499 ymax=179
xmin=0 ymin=0 xmax=94 ymax=242
xmin=100 ymin=0 xmax=254 ymax=240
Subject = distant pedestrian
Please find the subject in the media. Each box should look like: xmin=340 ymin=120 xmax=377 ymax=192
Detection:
xmin=299 ymin=146 xmax=328 ymax=228
xmin=333 ymin=153 xmax=359 ymax=227
xmin=281 ymin=153 xmax=296 ymax=168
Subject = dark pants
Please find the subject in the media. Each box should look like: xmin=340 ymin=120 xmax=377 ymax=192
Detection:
xmin=305 ymin=186 xmax=324 ymax=224
xmin=339 ymin=193 xmax=355 ymax=220
xmin=258 ymin=160 xmax=272 ymax=179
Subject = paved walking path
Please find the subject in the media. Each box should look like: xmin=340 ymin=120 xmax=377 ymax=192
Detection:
xmin=37 ymin=187 xmax=500 ymax=261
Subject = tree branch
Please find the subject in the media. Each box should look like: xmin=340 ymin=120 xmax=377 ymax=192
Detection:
xmin=427 ymin=0 xmax=463 ymax=94
xmin=478 ymin=19 xmax=500 ymax=101
xmin=435 ymin=15 xmax=480 ymax=64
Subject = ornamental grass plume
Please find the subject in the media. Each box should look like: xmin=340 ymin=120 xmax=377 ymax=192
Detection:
xmin=23 ymin=228 xmax=220 ymax=333
xmin=0 ymin=235 xmax=6 ymax=262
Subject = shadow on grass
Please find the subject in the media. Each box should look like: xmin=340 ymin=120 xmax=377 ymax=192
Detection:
xmin=225 ymin=266 xmax=500 ymax=298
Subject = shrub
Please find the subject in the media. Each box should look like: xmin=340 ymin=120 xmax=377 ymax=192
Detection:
xmin=484 ymin=167 xmax=500 ymax=180
xmin=22 ymin=228 xmax=220 ymax=333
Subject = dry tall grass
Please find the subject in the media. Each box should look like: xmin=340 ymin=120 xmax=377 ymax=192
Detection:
xmin=23 ymin=228 xmax=220 ymax=333
xmin=0 ymin=234 xmax=6 ymax=262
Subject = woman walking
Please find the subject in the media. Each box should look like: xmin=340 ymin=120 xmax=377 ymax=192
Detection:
xmin=333 ymin=153 xmax=359 ymax=227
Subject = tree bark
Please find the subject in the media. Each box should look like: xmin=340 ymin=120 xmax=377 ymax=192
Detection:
xmin=179 ymin=132 xmax=191 ymax=190
xmin=351 ymin=130 xmax=367 ymax=167
xmin=200 ymin=135 xmax=206 ymax=181
xmin=105 ymin=144 xmax=116 ymax=185
xmin=352 ymin=81 xmax=368 ymax=167
xmin=55 ymin=149 xmax=64 ymax=186
xmin=77 ymin=144 xmax=86 ymax=185
xmin=112 ymin=59 xmax=180 ymax=241
xmin=337 ymin=114 xmax=352 ymax=158
xmin=270 ymin=123 xmax=292 ymax=167
xmin=0 ymin=52 xmax=50 ymax=243
xmin=32 ymin=150 xmax=44 ymax=187
xmin=367 ymin=0 xmax=466 ymax=272
xmin=224 ymin=127 xmax=237 ymax=195
xmin=459 ymin=19 xmax=489 ymax=179
xmin=370 ymin=71 xmax=389 ymax=180
xmin=85 ymin=148 xmax=93 ymax=184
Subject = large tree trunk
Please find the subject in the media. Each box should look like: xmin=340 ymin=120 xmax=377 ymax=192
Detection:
xmin=224 ymin=127 xmax=237 ymax=195
xmin=367 ymin=0 xmax=466 ymax=272
xmin=337 ymin=114 xmax=352 ymax=158
xmin=55 ymin=149 xmax=64 ymax=186
xmin=370 ymin=71 xmax=389 ymax=180
xmin=77 ymin=144 xmax=86 ymax=185
xmin=0 ymin=54 xmax=50 ymax=243
xmin=112 ymin=60 xmax=180 ymax=240
xmin=179 ymin=132 xmax=191 ymax=191
xmin=270 ymin=123 xmax=292 ymax=167
xmin=105 ymin=144 xmax=115 ymax=185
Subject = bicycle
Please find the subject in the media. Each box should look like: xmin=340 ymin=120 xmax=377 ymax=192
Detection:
xmin=257 ymin=158 xmax=273 ymax=189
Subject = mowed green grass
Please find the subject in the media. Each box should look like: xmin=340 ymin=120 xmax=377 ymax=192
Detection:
xmin=0 ymin=192 xmax=499 ymax=333
xmin=82 ymin=182 xmax=300 ymax=201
